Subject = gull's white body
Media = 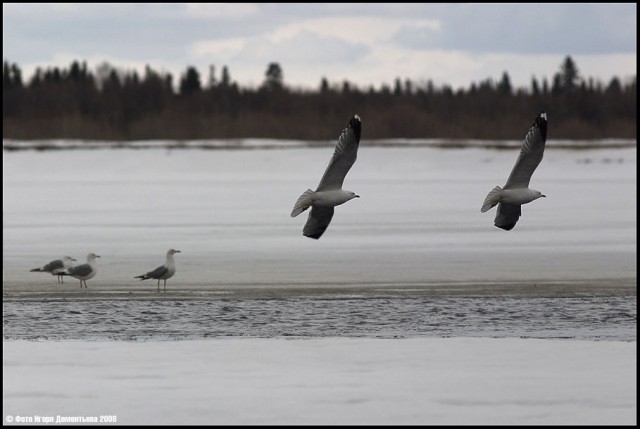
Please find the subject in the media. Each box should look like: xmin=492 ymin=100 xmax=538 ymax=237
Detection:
xmin=495 ymin=188 xmax=545 ymax=206
xmin=309 ymin=189 xmax=358 ymax=207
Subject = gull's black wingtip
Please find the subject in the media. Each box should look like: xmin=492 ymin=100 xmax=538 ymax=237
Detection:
xmin=534 ymin=111 xmax=548 ymax=142
xmin=349 ymin=114 xmax=362 ymax=143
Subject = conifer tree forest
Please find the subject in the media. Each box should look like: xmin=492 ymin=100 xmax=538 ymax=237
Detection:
xmin=2 ymin=56 xmax=636 ymax=141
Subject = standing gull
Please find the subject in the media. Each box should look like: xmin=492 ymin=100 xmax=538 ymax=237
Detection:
xmin=30 ymin=256 xmax=76 ymax=283
xmin=61 ymin=253 xmax=100 ymax=288
xmin=481 ymin=111 xmax=548 ymax=230
xmin=291 ymin=114 xmax=362 ymax=239
xmin=134 ymin=249 xmax=181 ymax=292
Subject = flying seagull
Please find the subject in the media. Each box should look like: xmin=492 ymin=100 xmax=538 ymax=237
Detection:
xmin=134 ymin=249 xmax=181 ymax=292
xmin=291 ymin=114 xmax=362 ymax=239
xmin=481 ymin=111 xmax=548 ymax=230
xmin=60 ymin=253 xmax=100 ymax=288
xmin=30 ymin=256 xmax=77 ymax=283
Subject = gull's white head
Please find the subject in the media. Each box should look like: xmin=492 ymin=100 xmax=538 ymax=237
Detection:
xmin=168 ymin=249 xmax=181 ymax=255
xmin=87 ymin=253 xmax=100 ymax=261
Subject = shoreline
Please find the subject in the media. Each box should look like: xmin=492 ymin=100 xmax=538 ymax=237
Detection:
xmin=3 ymin=277 xmax=636 ymax=301
xmin=3 ymin=138 xmax=637 ymax=152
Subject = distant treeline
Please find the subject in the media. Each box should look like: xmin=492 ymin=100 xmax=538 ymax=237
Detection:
xmin=3 ymin=56 xmax=636 ymax=140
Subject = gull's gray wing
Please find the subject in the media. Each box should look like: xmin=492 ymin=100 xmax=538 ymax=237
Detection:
xmin=146 ymin=265 xmax=169 ymax=279
xmin=68 ymin=263 xmax=92 ymax=277
xmin=494 ymin=203 xmax=522 ymax=231
xmin=303 ymin=207 xmax=335 ymax=239
xmin=504 ymin=112 xmax=548 ymax=189
xmin=42 ymin=259 xmax=64 ymax=273
xmin=316 ymin=115 xmax=362 ymax=192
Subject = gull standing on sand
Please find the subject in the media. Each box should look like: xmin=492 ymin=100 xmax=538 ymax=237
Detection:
xmin=291 ymin=114 xmax=362 ymax=239
xmin=61 ymin=253 xmax=100 ymax=288
xmin=134 ymin=249 xmax=181 ymax=292
xmin=29 ymin=256 xmax=77 ymax=283
xmin=481 ymin=111 xmax=548 ymax=230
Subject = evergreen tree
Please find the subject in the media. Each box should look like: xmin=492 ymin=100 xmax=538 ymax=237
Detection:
xmin=497 ymin=71 xmax=512 ymax=96
xmin=557 ymin=55 xmax=580 ymax=93
xmin=220 ymin=66 xmax=231 ymax=88
xmin=263 ymin=62 xmax=284 ymax=90
xmin=404 ymin=79 xmax=413 ymax=96
xmin=3 ymin=61 xmax=23 ymax=89
xmin=319 ymin=77 xmax=329 ymax=93
xmin=179 ymin=66 xmax=201 ymax=95
xmin=393 ymin=78 xmax=403 ymax=96
xmin=531 ymin=76 xmax=540 ymax=95
xmin=207 ymin=65 xmax=216 ymax=88
xmin=606 ymin=77 xmax=622 ymax=95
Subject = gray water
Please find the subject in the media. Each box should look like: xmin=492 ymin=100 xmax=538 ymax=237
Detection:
xmin=3 ymin=294 xmax=636 ymax=341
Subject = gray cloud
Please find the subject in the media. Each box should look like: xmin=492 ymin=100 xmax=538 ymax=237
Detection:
xmin=242 ymin=31 xmax=370 ymax=66
xmin=390 ymin=4 xmax=636 ymax=54
xmin=2 ymin=3 xmax=636 ymax=90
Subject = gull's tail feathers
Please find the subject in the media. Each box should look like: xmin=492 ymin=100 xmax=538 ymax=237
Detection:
xmin=135 ymin=275 xmax=149 ymax=281
xmin=30 ymin=268 xmax=43 ymax=272
xmin=291 ymin=189 xmax=315 ymax=217
xmin=481 ymin=186 xmax=503 ymax=213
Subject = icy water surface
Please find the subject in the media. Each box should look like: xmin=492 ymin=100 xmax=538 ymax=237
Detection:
xmin=3 ymin=141 xmax=637 ymax=341
xmin=2 ymin=292 xmax=636 ymax=341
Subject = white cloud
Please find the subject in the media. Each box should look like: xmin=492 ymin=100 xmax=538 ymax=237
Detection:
xmin=269 ymin=17 xmax=441 ymax=45
xmin=189 ymin=38 xmax=246 ymax=59
xmin=184 ymin=15 xmax=439 ymax=86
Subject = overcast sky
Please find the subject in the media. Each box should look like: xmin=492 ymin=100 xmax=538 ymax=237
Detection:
xmin=3 ymin=3 xmax=637 ymax=91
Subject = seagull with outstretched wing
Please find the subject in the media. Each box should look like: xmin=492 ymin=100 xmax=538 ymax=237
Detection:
xmin=291 ymin=115 xmax=361 ymax=239
xmin=481 ymin=111 xmax=548 ymax=230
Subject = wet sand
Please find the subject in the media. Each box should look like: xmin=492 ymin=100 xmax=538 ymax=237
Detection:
xmin=2 ymin=277 xmax=637 ymax=302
